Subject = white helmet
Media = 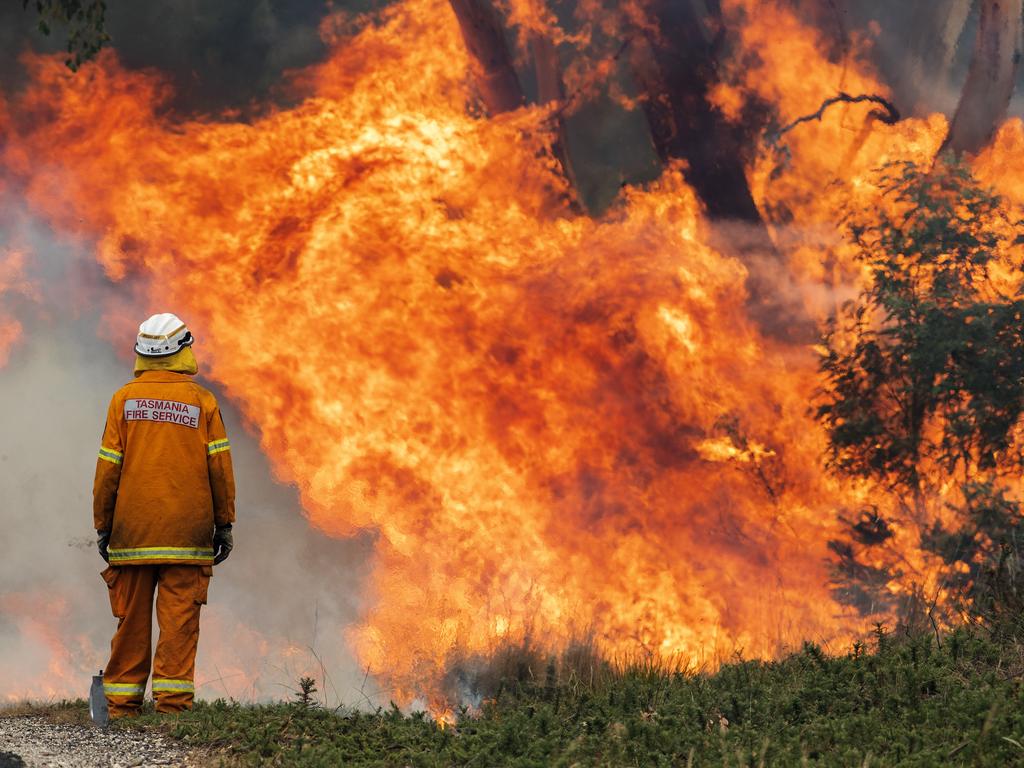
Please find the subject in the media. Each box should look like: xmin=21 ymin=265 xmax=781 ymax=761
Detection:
xmin=134 ymin=313 xmax=194 ymax=358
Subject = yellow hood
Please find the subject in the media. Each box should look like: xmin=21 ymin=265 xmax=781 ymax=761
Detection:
xmin=134 ymin=346 xmax=198 ymax=376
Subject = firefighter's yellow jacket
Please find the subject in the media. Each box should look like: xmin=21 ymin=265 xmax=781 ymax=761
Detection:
xmin=93 ymin=370 xmax=236 ymax=566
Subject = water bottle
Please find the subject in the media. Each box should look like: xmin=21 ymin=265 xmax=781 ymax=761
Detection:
xmin=90 ymin=670 xmax=109 ymax=728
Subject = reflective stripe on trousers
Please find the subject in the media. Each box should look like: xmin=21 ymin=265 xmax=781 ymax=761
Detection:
xmin=152 ymin=678 xmax=195 ymax=693
xmin=103 ymin=682 xmax=145 ymax=697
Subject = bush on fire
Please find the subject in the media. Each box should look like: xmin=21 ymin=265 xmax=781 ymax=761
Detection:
xmin=817 ymin=157 xmax=1024 ymax=630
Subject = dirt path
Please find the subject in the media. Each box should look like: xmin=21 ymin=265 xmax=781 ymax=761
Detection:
xmin=0 ymin=716 xmax=206 ymax=768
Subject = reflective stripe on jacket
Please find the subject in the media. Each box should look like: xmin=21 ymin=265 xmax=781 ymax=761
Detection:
xmin=93 ymin=371 xmax=236 ymax=566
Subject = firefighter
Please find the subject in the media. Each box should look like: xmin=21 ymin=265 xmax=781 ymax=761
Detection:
xmin=93 ymin=312 xmax=236 ymax=718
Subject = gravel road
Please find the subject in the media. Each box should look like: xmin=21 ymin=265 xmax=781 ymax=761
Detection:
xmin=0 ymin=716 xmax=208 ymax=768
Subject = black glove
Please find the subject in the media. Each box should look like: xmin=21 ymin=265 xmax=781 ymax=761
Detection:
xmin=213 ymin=525 xmax=233 ymax=565
xmin=97 ymin=530 xmax=111 ymax=563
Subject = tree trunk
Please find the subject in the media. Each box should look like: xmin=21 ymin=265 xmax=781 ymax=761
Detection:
xmin=941 ymin=0 xmax=1023 ymax=155
xmin=631 ymin=0 xmax=814 ymax=341
xmin=937 ymin=0 xmax=975 ymax=73
xmin=449 ymin=0 xmax=580 ymax=212
xmin=630 ymin=0 xmax=764 ymax=226
xmin=531 ymin=32 xmax=580 ymax=207
xmin=448 ymin=0 xmax=525 ymax=115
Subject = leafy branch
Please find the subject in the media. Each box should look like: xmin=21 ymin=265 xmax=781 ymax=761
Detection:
xmin=22 ymin=0 xmax=110 ymax=70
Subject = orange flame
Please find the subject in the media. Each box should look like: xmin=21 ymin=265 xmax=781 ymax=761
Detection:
xmin=0 ymin=592 xmax=95 ymax=702
xmin=0 ymin=250 xmax=33 ymax=368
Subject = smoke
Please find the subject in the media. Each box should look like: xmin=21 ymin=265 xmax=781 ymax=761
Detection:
xmin=807 ymin=0 xmax=1023 ymax=121
xmin=0 ymin=205 xmax=378 ymax=706
xmin=0 ymin=0 xmax=385 ymax=114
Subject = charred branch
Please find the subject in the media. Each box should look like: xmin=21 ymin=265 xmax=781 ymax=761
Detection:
xmin=774 ymin=92 xmax=901 ymax=139
xmin=448 ymin=0 xmax=525 ymax=115
xmin=941 ymin=0 xmax=1023 ymax=156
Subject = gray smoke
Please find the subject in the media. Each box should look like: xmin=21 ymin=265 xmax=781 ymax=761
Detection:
xmin=0 ymin=206 xmax=380 ymax=707
xmin=805 ymin=0 xmax=1024 ymax=119
xmin=0 ymin=0 xmax=385 ymax=114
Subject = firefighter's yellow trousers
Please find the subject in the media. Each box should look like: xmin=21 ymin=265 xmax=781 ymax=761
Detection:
xmin=101 ymin=564 xmax=211 ymax=717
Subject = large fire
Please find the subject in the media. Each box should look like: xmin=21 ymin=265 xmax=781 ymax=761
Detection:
xmin=1 ymin=0 xmax=1022 ymax=707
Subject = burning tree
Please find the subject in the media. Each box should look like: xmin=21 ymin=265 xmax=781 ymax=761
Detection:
xmin=447 ymin=0 xmax=1023 ymax=341
xmin=818 ymin=159 xmax=1024 ymax=627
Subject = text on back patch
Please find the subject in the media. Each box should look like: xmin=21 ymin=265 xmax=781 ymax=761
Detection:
xmin=124 ymin=398 xmax=200 ymax=429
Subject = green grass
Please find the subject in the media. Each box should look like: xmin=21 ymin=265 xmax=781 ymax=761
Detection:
xmin=127 ymin=629 xmax=1024 ymax=766
xmin=10 ymin=628 xmax=1024 ymax=766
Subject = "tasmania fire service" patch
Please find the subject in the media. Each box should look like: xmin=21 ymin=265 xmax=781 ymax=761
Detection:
xmin=124 ymin=398 xmax=201 ymax=428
